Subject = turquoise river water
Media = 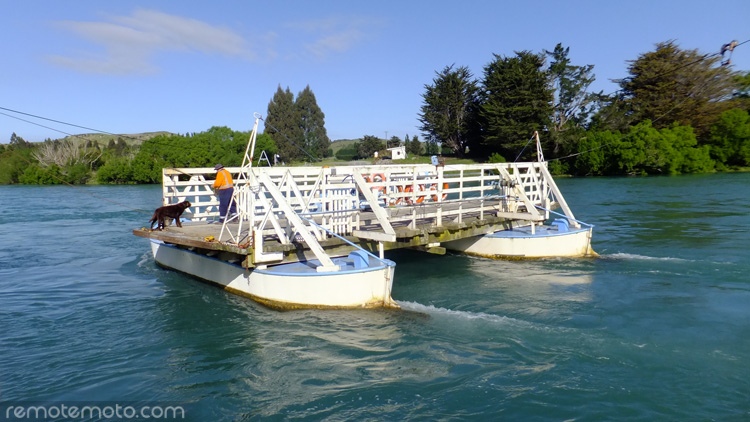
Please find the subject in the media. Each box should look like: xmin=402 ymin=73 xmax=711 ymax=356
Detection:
xmin=1 ymin=173 xmax=749 ymax=421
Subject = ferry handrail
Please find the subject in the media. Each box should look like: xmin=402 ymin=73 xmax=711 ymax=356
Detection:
xmin=533 ymin=204 xmax=594 ymax=228
xmin=161 ymin=162 xmax=561 ymax=239
xmin=298 ymin=215 xmax=394 ymax=267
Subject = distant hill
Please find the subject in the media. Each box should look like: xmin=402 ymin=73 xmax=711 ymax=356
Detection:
xmin=58 ymin=131 xmax=174 ymax=147
xmin=41 ymin=133 xmax=357 ymax=151
xmin=330 ymin=138 xmax=360 ymax=154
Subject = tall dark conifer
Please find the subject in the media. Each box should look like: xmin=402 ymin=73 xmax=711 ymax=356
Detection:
xmin=295 ymin=85 xmax=330 ymax=161
xmin=479 ymin=51 xmax=553 ymax=160
xmin=418 ymin=65 xmax=479 ymax=157
xmin=617 ymin=41 xmax=736 ymax=139
xmin=265 ymin=85 xmax=301 ymax=161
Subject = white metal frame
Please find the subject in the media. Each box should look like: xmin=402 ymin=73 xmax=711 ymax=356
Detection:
xmin=161 ymin=116 xmax=579 ymax=267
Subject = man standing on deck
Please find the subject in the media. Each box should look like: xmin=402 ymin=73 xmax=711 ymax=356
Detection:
xmin=212 ymin=164 xmax=236 ymax=221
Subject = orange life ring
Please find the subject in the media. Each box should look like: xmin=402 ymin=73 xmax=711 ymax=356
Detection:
xmin=365 ymin=173 xmax=386 ymax=195
xmin=430 ymin=183 xmax=449 ymax=202
xmin=395 ymin=185 xmax=416 ymax=205
xmin=371 ymin=173 xmax=386 ymax=183
xmin=415 ymin=184 xmax=427 ymax=204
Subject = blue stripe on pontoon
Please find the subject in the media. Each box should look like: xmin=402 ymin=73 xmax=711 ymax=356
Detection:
xmin=151 ymin=239 xmax=394 ymax=276
xmin=485 ymin=227 xmax=590 ymax=239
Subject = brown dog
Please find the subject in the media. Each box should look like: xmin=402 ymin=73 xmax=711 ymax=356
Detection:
xmin=150 ymin=201 xmax=191 ymax=230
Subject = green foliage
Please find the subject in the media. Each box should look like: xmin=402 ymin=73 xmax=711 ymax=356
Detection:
xmin=296 ymin=85 xmax=330 ymax=161
xmin=487 ymin=153 xmax=506 ymax=163
xmin=357 ymin=135 xmax=384 ymax=159
xmin=19 ymin=164 xmax=63 ymax=184
xmin=570 ymin=121 xmax=715 ymax=176
xmin=602 ymin=121 xmax=714 ymax=175
xmin=708 ymin=108 xmax=750 ymax=167
xmin=9 ymin=133 xmax=31 ymax=149
xmin=96 ymin=157 xmax=134 ymax=184
xmin=65 ymin=163 xmax=91 ymax=184
xmin=734 ymin=72 xmax=750 ymax=99
xmin=547 ymin=159 xmax=568 ymax=176
xmin=617 ymin=41 xmax=735 ymax=138
xmin=264 ymin=85 xmax=329 ymax=163
xmin=424 ymin=140 xmax=439 ymax=155
xmin=265 ymin=86 xmax=301 ymax=162
xmin=335 ymin=143 xmax=359 ymax=161
xmin=478 ymin=51 xmax=554 ymax=160
xmin=545 ymin=44 xmax=597 ymax=155
xmin=126 ymin=127 xmax=268 ymax=183
xmin=0 ymin=148 xmax=34 ymax=184
xmin=406 ymin=135 xmax=423 ymax=156
xmin=81 ymin=127 xmax=272 ymax=184
xmin=419 ymin=65 xmax=480 ymax=157
xmin=572 ymin=131 xmax=616 ymax=176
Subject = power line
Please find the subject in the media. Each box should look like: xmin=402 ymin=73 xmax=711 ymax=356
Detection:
xmin=0 ymin=106 xmax=116 ymax=136
xmin=0 ymin=110 xmax=75 ymax=137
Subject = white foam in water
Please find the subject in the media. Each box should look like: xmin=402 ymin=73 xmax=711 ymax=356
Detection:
xmin=396 ymin=301 xmax=582 ymax=336
xmin=604 ymin=252 xmax=689 ymax=262
xmin=137 ymin=252 xmax=154 ymax=267
xmin=397 ymin=300 xmax=518 ymax=325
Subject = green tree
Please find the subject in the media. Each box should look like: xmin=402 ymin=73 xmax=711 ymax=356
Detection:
xmin=357 ymin=135 xmax=383 ymax=159
xmin=0 ymin=147 xmax=34 ymax=184
xmin=424 ymin=139 xmax=439 ymax=155
xmin=295 ymin=85 xmax=330 ymax=161
xmin=9 ymin=132 xmax=30 ymax=149
xmin=419 ymin=65 xmax=479 ymax=157
xmin=617 ymin=41 xmax=736 ymax=138
xmin=265 ymin=85 xmax=302 ymax=162
xmin=572 ymin=130 xmax=618 ymax=176
xmin=708 ymin=108 xmax=750 ymax=167
xmin=545 ymin=43 xmax=596 ymax=156
xmin=732 ymin=72 xmax=750 ymax=112
xmin=96 ymin=157 xmax=134 ymax=184
xmin=607 ymin=121 xmax=714 ymax=175
xmin=19 ymin=164 xmax=63 ymax=184
xmin=406 ymin=134 xmax=423 ymax=156
xmin=478 ymin=51 xmax=554 ymax=160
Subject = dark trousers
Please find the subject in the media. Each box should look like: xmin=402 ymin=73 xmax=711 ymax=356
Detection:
xmin=218 ymin=187 xmax=236 ymax=219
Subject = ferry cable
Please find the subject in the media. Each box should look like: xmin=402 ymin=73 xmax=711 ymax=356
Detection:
xmin=0 ymin=106 xmax=117 ymax=136
xmin=0 ymin=110 xmax=77 ymax=138
xmin=513 ymin=134 xmax=538 ymax=162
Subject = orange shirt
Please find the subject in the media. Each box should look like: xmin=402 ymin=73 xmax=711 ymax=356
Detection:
xmin=212 ymin=168 xmax=234 ymax=190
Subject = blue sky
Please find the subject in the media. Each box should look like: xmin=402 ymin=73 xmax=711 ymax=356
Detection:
xmin=2 ymin=0 xmax=748 ymax=144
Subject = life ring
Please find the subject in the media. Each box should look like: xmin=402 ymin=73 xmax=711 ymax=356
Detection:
xmin=415 ymin=184 xmax=427 ymax=204
xmin=429 ymin=183 xmax=449 ymax=202
xmin=364 ymin=173 xmax=386 ymax=195
xmin=395 ymin=185 xmax=415 ymax=205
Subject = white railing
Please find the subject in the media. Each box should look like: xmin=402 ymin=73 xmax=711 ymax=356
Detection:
xmin=162 ymin=162 xmax=574 ymax=242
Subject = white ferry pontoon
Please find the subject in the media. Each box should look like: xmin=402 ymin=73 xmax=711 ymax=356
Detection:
xmin=134 ymin=115 xmax=595 ymax=309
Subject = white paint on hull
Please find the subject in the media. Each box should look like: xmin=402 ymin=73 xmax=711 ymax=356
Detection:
xmin=445 ymin=226 xmax=595 ymax=258
xmin=150 ymin=240 xmax=397 ymax=309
